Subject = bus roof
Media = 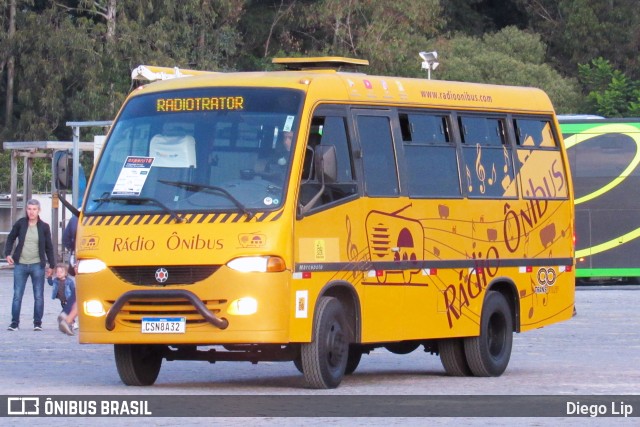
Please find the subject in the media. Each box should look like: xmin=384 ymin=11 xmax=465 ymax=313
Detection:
xmin=129 ymin=57 xmax=555 ymax=114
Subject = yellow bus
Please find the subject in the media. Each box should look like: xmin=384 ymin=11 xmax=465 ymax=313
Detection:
xmin=75 ymin=57 xmax=575 ymax=389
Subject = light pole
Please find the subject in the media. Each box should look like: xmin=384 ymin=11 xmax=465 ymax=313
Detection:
xmin=420 ymin=51 xmax=439 ymax=80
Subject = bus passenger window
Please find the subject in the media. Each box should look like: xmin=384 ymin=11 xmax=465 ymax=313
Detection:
xmin=460 ymin=115 xmax=515 ymax=198
xmin=515 ymin=116 xmax=567 ymax=199
xmin=514 ymin=118 xmax=557 ymax=148
xmin=459 ymin=116 xmax=505 ymax=146
xmin=400 ymin=112 xmax=460 ymax=198
xmin=357 ymin=115 xmax=399 ymax=197
xmin=405 ymin=144 xmax=461 ymax=198
xmin=400 ymin=113 xmax=450 ymax=144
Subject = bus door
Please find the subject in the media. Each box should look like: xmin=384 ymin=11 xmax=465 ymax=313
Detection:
xmin=351 ymin=109 xmax=411 ymax=342
xmin=292 ymin=106 xmax=361 ymax=340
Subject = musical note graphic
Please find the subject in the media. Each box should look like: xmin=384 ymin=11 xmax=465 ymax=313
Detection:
xmin=345 ymin=215 xmax=359 ymax=279
xmin=488 ymin=163 xmax=496 ymax=186
xmin=471 ymin=219 xmax=477 ymax=248
xmin=523 ymin=231 xmax=530 ymax=258
xmin=476 ymin=144 xmax=486 ymax=194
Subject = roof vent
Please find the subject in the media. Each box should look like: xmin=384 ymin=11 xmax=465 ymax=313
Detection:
xmin=272 ymin=56 xmax=369 ymax=71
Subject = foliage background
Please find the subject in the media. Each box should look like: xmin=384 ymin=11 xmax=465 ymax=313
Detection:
xmin=1 ymin=0 xmax=639 ymax=192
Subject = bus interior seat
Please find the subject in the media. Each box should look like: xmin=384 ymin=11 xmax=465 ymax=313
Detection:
xmin=148 ymin=133 xmax=196 ymax=200
xmin=149 ymin=133 xmax=196 ymax=168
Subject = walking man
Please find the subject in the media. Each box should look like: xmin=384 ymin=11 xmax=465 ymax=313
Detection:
xmin=5 ymin=199 xmax=55 ymax=331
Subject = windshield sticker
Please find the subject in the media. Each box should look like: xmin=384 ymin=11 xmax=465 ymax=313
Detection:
xmin=111 ymin=156 xmax=154 ymax=196
xmin=156 ymin=96 xmax=244 ymax=112
xmin=283 ymin=115 xmax=295 ymax=132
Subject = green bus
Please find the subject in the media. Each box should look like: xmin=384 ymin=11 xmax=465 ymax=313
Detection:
xmin=560 ymin=117 xmax=640 ymax=283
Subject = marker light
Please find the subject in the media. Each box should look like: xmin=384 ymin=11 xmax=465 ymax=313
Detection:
xmin=84 ymin=299 xmax=106 ymax=317
xmin=227 ymin=298 xmax=258 ymax=315
xmin=226 ymin=256 xmax=286 ymax=273
xmin=76 ymin=259 xmax=107 ymax=274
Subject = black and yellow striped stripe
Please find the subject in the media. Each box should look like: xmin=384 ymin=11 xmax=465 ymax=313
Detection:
xmin=82 ymin=210 xmax=283 ymax=226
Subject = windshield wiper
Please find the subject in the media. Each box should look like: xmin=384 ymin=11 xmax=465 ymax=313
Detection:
xmin=92 ymin=195 xmax=186 ymax=223
xmin=158 ymin=180 xmax=253 ymax=219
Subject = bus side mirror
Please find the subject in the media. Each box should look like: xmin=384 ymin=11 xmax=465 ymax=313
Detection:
xmin=299 ymin=145 xmax=337 ymax=216
xmin=314 ymin=145 xmax=337 ymax=183
xmin=54 ymin=150 xmax=73 ymax=190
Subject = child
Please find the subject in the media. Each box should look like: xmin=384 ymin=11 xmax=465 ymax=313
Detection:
xmin=47 ymin=262 xmax=76 ymax=336
xmin=59 ymin=295 xmax=78 ymax=336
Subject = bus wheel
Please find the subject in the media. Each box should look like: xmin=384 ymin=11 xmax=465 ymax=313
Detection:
xmin=114 ymin=344 xmax=163 ymax=386
xmin=439 ymin=338 xmax=472 ymax=376
xmin=345 ymin=345 xmax=362 ymax=375
xmin=293 ymin=357 xmax=303 ymax=374
xmin=464 ymin=291 xmax=513 ymax=376
xmin=301 ymin=296 xmax=349 ymax=388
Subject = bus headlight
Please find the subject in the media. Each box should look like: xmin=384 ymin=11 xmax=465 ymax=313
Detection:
xmin=227 ymin=297 xmax=258 ymax=315
xmin=76 ymin=259 xmax=107 ymax=274
xmin=226 ymin=256 xmax=286 ymax=273
xmin=84 ymin=299 xmax=106 ymax=317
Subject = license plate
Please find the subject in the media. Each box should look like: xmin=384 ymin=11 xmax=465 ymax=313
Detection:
xmin=141 ymin=317 xmax=186 ymax=334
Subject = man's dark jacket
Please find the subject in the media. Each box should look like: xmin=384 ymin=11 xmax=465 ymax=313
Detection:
xmin=4 ymin=216 xmax=55 ymax=268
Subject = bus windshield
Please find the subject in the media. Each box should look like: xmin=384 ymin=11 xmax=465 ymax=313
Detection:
xmin=85 ymin=87 xmax=303 ymax=215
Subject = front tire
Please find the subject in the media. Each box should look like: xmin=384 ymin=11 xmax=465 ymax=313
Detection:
xmin=301 ymin=297 xmax=349 ymax=388
xmin=114 ymin=344 xmax=163 ymax=386
xmin=464 ymin=291 xmax=513 ymax=376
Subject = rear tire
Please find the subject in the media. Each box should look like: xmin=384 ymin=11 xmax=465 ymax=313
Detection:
xmin=114 ymin=344 xmax=163 ymax=386
xmin=301 ymin=297 xmax=349 ymax=388
xmin=439 ymin=338 xmax=472 ymax=376
xmin=464 ymin=291 xmax=513 ymax=376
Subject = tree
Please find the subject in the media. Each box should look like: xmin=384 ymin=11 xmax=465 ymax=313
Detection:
xmin=520 ymin=0 xmax=640 ymax=80
xmin=442 ymin=0 xmax=529 ymax=36
xmin=239 ymin=0 xmax=444 ymax=76
xmin=3 ymin=0 xmax=16 ymax=128
xmin=298 ymin=0 xmax=444 ymax=76
xmin=115 ymin=0 xmax=246 ymax=71
xmin=433 ymin=26 xmax=581 ymax=113
xmin=578 ymin=57 xmax=640 ymax=117
xmin=263 ymin=0 xmax=296 ymax=59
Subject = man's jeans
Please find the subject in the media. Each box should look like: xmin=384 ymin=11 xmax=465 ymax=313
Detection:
xmin=11 ymin=263 xmax=45 ymax=326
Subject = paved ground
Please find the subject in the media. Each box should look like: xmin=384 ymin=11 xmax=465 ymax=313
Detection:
xmin=0 ymin=267 xmax=638 ymax=425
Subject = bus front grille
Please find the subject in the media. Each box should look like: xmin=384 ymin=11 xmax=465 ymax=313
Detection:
xmin=111 ymin=265 xmax=220 ymax=286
